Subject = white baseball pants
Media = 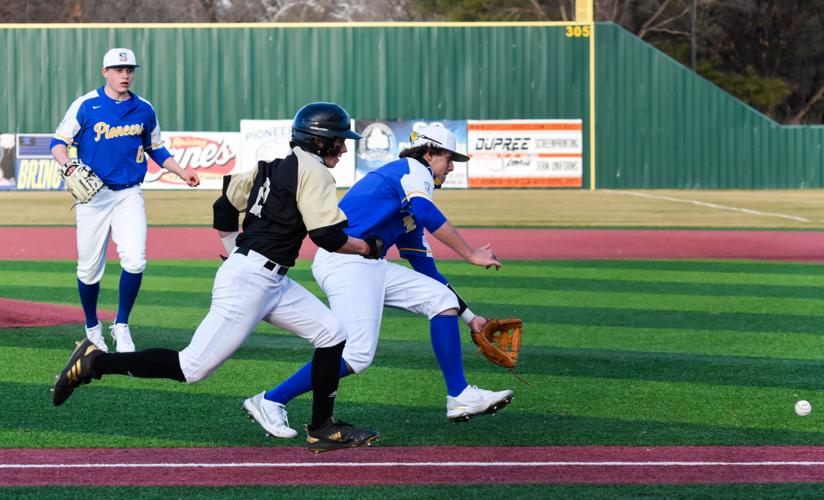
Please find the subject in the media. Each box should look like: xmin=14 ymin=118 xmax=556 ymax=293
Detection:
xmin=179 ymin=248 xmax=347 ymax=383
xmin=75 ymin=185 xmax=146 ymax=284
xmin=312 ymin=248 xmax=458 ymax=374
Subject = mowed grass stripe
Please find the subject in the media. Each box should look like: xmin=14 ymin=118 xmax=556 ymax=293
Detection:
xmin=540 ymin=324 xmax=824 ymax=359
xmin=14 ymin=337 xmax=824 ymax=391
xmin=5 ymin=371 xmax=824 ymax=447
xmin=539 ymin=259 xmax=824 ymax=276
xmin=7 ymin=485 xmax=824 ymax=500
xmin=7 ymin=259 xmax=824 ymax=287
xmin=452 ymin=275 xmax=824 ymax=299
xmin=471 ymin=303 xmax=824 ymax=335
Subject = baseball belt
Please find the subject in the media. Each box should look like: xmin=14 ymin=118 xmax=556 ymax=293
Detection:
xmin=234 ymin=247 xmax=289 ymax=276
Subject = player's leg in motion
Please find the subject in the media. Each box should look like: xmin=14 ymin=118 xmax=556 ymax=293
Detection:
xmin=261 ymin=252 xmax=385 ymax=419
xmin=383 ymin=264 xmax=514 ymax=422
xmin=245 ymin=275 xmax=379 ymax=452
xmin=75 ymin=190 xmax=116 ymax=352
xmin=107 ymin=186 xmax=147 ymax=352
xmin=52 ymin=253 xmax=272 ymax=405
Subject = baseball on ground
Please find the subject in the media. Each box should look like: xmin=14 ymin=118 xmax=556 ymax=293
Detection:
xmin=795 ymin=400 xmax=812 ymax=416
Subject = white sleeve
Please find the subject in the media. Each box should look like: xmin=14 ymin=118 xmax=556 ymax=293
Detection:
xmin=53 ymin=96 xmax=86 ymax=145
xmin=399 ymin=160 xmax=435 ymax=204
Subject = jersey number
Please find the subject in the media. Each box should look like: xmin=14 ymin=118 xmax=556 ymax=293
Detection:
xmin=136 ymin=146 xmax=145 ymax=163
xmin=249 ymin=178 xmax=271 ymax=217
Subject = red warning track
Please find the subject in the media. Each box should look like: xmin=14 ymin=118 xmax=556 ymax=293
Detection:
xmin=3 ymin=446 xmax=824 ymax=486
xmin=2 ymin=227 xmax=824 ymax=261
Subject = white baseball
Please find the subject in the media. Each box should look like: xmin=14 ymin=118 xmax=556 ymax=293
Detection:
xmin=795 ymin=400 xmax=812 ymax=416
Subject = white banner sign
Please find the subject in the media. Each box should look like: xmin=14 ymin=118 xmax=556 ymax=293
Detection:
xmin=240 ymin=120 xmax=356 ymax=188
xmin=466 ymin=120 xmax=583 ymax=187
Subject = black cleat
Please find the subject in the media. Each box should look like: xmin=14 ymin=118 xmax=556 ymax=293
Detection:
xmin=52 ymin=339 xmax=103 ymax=406
xmin=305 ymin=418 xmax=379 ymax=454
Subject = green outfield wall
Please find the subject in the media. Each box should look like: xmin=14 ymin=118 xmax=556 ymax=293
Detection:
xmin=595 ymin=23 xmax=824 ymax=189
xmin=1 ymin=22 xmax=821 ymax=188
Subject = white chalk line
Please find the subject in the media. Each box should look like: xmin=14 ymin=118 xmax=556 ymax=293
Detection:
xmin=606 ymin=190 xmax=811 ymax=223
xmin=4 ymin=461 xmax=824 ymax=469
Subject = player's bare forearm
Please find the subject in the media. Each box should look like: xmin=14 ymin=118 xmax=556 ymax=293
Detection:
xmin=431 ymin=221 xmax=473 ymax=259
xmin=161 ymin=157 xmax=200 ymax=187
xmin=51 ymin=144 xmax=71 ymax=167
xmin=432 ymin=222 xmax=501 ymax=269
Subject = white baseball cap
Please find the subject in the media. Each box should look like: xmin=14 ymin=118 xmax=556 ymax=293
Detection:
xmin=410 ymin=123 xmax=469 ymax=162
xmin=103 ymin=48 xmax=139 ymax=68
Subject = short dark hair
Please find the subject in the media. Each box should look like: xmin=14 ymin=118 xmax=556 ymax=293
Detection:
xmin=399 ymin=145 xmax=450 ymax=163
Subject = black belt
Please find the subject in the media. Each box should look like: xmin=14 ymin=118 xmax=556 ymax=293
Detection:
xmin=235 ymin=247 xmax=288 ymax=276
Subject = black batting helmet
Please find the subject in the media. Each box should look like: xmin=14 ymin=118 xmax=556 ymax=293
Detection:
xmin=291 ymin=102 xmax=362 ymax=156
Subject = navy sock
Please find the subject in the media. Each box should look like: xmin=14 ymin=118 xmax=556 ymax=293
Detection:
xmin=266 ymin=358 xmax=351 ymax=404
xmin=77 ymin=279 xmax=100 ymax=328
xmin=430 ymin=314 xmax=468 ymax=397
xmin=116 ymin=270 xmax=143 ymax=324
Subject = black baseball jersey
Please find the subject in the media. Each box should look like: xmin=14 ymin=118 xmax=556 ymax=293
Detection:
xmin=213 ymin=147 xmax=348 ymax=267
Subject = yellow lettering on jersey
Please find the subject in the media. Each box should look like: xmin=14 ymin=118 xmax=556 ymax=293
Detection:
xmin=403 ymin=215 xmax=416 ymax=233
xmin=94 ymin=122 xmax=144 ymax=142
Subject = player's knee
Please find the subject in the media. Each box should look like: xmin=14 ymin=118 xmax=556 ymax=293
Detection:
xmin=426 ymin=286 xmax=459 ymax=319
xmin=119 ymin=254 xmax=146 ymax=274
xmin=76 ymin=264 xmax=103 ymax=285
xmin=341 ymin=352 xmax=373 ymax=374
xmin=312 ymin=317 xmax=347 ymax=349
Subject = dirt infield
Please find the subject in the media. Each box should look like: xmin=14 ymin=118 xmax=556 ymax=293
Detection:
xmin=0 ymin=298 xmax=115 ymax=328
xmin=2 ymin=227 xmax=824 ymax=261
xmin=4 ymin=446 xmax=824 ymax=486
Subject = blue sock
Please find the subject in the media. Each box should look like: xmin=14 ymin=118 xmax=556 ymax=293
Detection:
xmin=430 ymin=315 xmax=468 ymax=397
xmin=77 ymin=279 xmax=100 ymax=328
xmin=266 ymin=358 xmax=351 ymax=404
xmin=116 ymin=270 xmax=143 ymax=324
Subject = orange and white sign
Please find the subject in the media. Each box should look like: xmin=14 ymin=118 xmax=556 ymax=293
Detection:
xmin=467 ymin=120 xmax=583 ymax=188
xmin=144 ymin=132 xmax=242 ymax=190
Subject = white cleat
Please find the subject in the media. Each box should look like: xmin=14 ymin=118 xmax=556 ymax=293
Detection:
xmin=243 ymin=391 xmax=298 ymax=439
xmin=109 ymin=323 xmax=135 ymax=353
xmin=446 ymin=385 xmax=514 ymax=422
xmin=85 ymin=323 xmax=108 ymax=353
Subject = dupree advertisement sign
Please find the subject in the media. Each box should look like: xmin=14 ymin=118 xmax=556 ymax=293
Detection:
xmin=466 ymin=120 xmax=583 ymax=187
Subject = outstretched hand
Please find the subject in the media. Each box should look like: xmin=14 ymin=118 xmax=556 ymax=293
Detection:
xmin=468 ymin=243 xmax=501 ymax=270
xmin=180 ymin=169 xmax=200 ymax=187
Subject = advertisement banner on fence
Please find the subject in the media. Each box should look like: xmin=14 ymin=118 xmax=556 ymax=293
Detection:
xmin=240 ymin=120 xmax=356 ymax=188
xmin=14 ymin=134 xmax=65 ymax=191
xmin=0 ymin=133 xmax=17 ymax=190
xmin=144 ymin=132 xmax=242 ymax=190
xmin=467 ymin=120 xmax=583 ymax=187
xmin=355 ymin=120 xmax=468 ymax=189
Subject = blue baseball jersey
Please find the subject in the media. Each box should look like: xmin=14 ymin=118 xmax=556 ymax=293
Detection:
xmin=340 ymin=157 xmax=449 ymax=283
xmin=51 ymin=86 xmax=172 ymax=188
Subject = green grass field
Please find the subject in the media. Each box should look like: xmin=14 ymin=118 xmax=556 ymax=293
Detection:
xmin=4 ymin=257 xmax=824 ymax=497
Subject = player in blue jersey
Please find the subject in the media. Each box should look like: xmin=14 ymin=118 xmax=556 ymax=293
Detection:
xmin=50 ymin=47 xmax=200 ymax=353
xmin=246 ymin=123 xmax=513 ymax=438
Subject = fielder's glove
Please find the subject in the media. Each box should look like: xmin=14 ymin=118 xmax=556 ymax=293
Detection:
xmin=61 ymin=160 xmax=104 ymax=204
xmin=364 ymin=236 xmax=384 ymax=260
xmin=471 ymin=318 xmax=523 ymax=369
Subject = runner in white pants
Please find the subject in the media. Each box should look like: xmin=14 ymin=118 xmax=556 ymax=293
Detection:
xmin=52 ymin=103 xmax=383 ymax=454
xmin=255 ymin=123 xmax=513 ymax=438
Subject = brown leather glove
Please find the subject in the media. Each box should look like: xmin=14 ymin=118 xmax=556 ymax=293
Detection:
xmin=471 ymin=318 xmax=522 ymax=369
